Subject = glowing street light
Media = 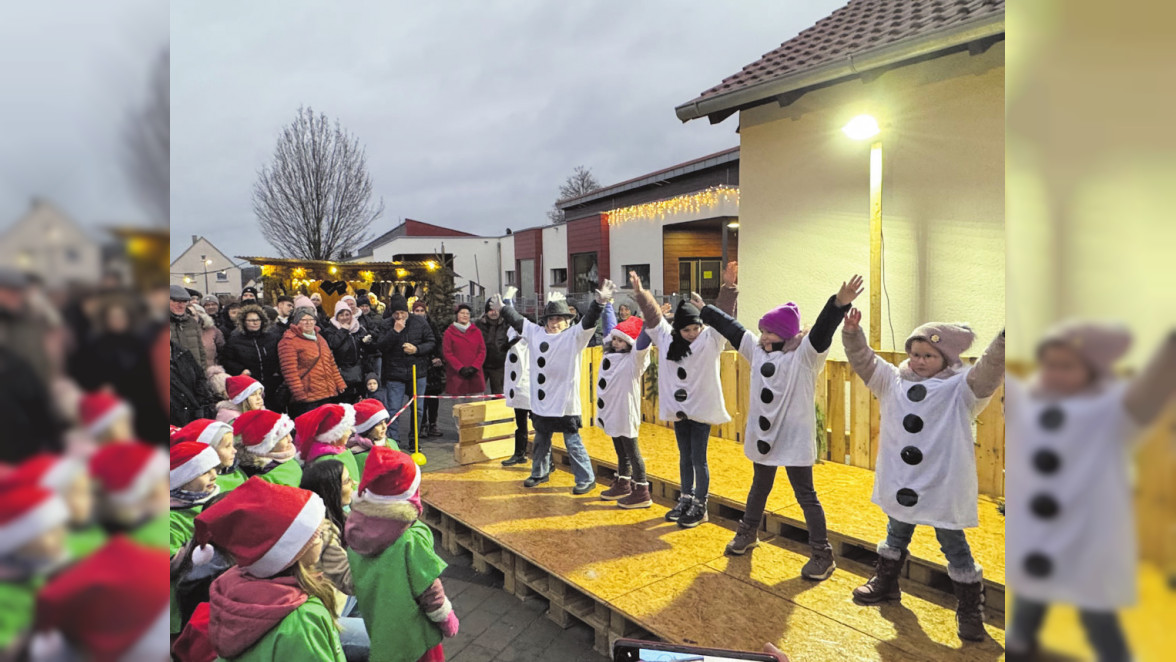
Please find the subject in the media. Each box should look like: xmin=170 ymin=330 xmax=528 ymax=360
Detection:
xmin=843 ymin=114 xmax=883 ymax=349
xmin=842 ymin=114 xmax=880 ymax=140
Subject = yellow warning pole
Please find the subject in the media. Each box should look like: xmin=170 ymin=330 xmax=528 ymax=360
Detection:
xmin=411 ymin=365 xmax=426 ymax=466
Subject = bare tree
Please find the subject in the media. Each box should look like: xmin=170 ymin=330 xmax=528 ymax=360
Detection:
xmin=123 ymin=48 xmax=169 ymax=227
xmin=253 ymin=107 xmax=385 ymax=260
xmin=547 ymin=165 xmax=601 ymax=224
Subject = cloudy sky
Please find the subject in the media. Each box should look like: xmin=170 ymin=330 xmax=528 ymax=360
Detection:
xmin=172 ymin=0 xmax=845 ymax=261
xmin=0 ymin=0 xmax=167 ymax=234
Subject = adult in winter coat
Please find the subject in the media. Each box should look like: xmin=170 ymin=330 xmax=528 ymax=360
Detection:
xmin=171 ymin=340 xmax=216 ymax=427
xmin=220 ymin=305 xmax=284 ymax=409
xmin=474 ymin=302 xmax=510 ymax=394
xmin=415 ymin=301 xmax=446 ymax=439
xmin=216 ymin=301 xmax=242 ymax=342
xmin=322 ymin=300 xmax=375 ymax=403
xmin=375 ymin=293 xmax=435 ymax=438
xmin=170 ymin=285 xmax=207 ymax=369
xmin=191 ymin=304 xmax=225 ymax=369
xmin=278 ymin=310 xmax=347 ymax=417
xmin=443 ymin=304 xmax=486 ymax=396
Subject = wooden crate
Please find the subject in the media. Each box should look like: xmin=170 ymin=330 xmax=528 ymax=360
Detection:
xmin=452 ymin=399 xmax=532 ymax=465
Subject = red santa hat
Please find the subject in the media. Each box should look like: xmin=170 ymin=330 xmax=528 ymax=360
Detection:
xmin=171 ymin=419 xmax=233 ymax=448
xmin=606 ymin=315 xmax=644 ymax=347
xmin=225 ymin=375 xmax=264 ymax=405
xmin=193 ymin=477 xmax=324 ymax=578
xmin=294 ymin=404 xmax=355 ymax=455
xmin=88 ymin=442 xmax=167 ymax=506
xmin=0 ymin=484 xmax=68 ymax=556
xmin=171 ymin=602 xmax=215 ymax=662
xmin=169 ymin=442 xmax=223 ymax=491
xmin=3 ymin=453 xmax=83 ymax=493
xmin=78 ymin=391 xmax=132 ymax=438
xmin=353 ymin=399 xmax=389 ymax=435
xmin=356 ymin=446 xmax=421 ymax=504
xmin=31 ymin=537 xmax=170 ymax=662
xmin=232 ymin=410 xmax=294 ymax=456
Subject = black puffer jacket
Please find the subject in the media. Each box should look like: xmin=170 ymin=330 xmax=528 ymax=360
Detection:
xmin=320 ymin=322 xmax=372 ymax=383
xmin=170 ymin=341 xmax=215 ymax=427
xmin=220 ymin=327 xmax=282 ymax=388
xmin=475 ymin=314 xmax=510 ymax=369
xmin=376 ymin=315 xmax=436 ymax=385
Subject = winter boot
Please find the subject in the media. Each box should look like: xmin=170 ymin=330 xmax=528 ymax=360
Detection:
xmin=678 ymin=497 xmax=708 ymax=528
xmin=800 ymin=542 xmax=836 ymax=581
xmin=427 ymin=425 xmax=442 ymax=438
xmin=600 ymin=476 xmax=632 ymax=500
xmin=501 ymin=454 xmax=526 ymax=466
xmin=724 ymin=520 xmax=760 ymax=555
xmin=952 ymin=571 xmax=987 ymax=642
xmin=665 ymin=494 xmax=693 ymax=522
xmin=523 ymin=474 xmax=549 ymax=488
xmin=852 ymin=546 xmax=907 ymax=603
xmin=617 ymin=482 xmax=652 ymax=509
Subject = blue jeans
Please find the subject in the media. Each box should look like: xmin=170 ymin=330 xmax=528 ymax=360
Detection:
xmin=384 ymin=377 xmax=427 ymax=439
xmin=674 ymin=419 xmax=712 ymax=500
xmin=531 ymin=428 xmax=594 ymax=487
xmin=884 ymin=517 xmax=976 ymax=576
xmin=338 ymin=615 xmax=370 ymax=662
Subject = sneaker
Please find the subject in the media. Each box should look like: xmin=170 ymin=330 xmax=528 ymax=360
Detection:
xmin=523 ymin=475 xmax=549 ymax=488
xmin=677 ymin=498 xmax=708 ymax=528
xmin=600 ymin=476 xmax=632 ymax=501
xmin=801 ymin=543 xmax=837 ymax=580
xmin=617 ymin=482 xmax=652 ymax=509
xmin=725 ymin=520 xmax=760 ymax=555
xmin=501 ymin=454 xmax=526 ymax=467
xmin=572 ymin=482 xmax=596 ymax=495
xmin=665 ymin=494 xmax=693 ymax=522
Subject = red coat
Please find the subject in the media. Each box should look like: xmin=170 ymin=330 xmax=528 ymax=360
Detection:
xmin=442 ymin=323 xmax=486 ymax=395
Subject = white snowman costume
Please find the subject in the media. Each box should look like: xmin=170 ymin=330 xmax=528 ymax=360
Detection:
xmin=736 ymin=333 xmax=827 ymax=467
xmin=517 ymin=317 xmax=595 ymax=418
xmin=646 ymin=317 xmax=731 ymax=426
xmin=596 ymin=320 xmax=652 ymax=439
xmin=1005 ymin=378 xmax=1139 ymax=609
xmin=503 ymin=327 xmax=531 ymax=410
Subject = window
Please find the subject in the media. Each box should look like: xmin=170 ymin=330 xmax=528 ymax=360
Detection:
xmin=550 ymin=268 xmax=568 ymax=286
xmin=570 ymin=252 xmax=598 ymax=293
xmin=622 ymin=264 xmax=650 ymax=289
xmin=216 ymin=271 xmax=229 ymax=282
xmin=505 ymin=270 xmax=516 ymax=286
xmin=64 ymin=248 xmax=79 ymax=262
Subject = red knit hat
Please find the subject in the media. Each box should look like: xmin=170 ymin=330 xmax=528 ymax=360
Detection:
xmin=88 ymin=442 xmax=167 ymax=506
xmin=232 ymin=410 xmax=294 ymax=456
xmin=32 ymin=537 xmax=170 ymax=662
xmin=171 ymin=419 xmax=233 ymax=448
xmin=0 ymin=484 xmax=68 ymax=555
xmin=78 ymin=391 xmax=131 ymax=438
xmin=170 ymin=442 xmax=222 ymax=491
xmin=225 ymin=375 xmax=264 ymax=405
xmin=172 ymin=602 xmax=215 ymax=662
xmin=294 ymin=404 xmax=355 ymax=455
xmin=357 ymin=446 xmax=420 ymax=503
xmin=353 ymin=399 xmax=389 ymax=434
xmin=606 ymin=315 xmax=644 ymax=347
xmin=193 ymin=477 xmax=325 ymax=578
xmin=3 ymin=453 xmax=83 ymax=493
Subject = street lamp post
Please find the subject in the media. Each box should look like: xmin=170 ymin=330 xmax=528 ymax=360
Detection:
xmin=843 ymin=114 xmax=883 ymax=350
xmin=200 ymin=255 xmax=213 ymax=294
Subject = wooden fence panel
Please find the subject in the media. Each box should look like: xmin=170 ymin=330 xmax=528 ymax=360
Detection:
xmin=825 ymin=363 xmax=847 ymax=465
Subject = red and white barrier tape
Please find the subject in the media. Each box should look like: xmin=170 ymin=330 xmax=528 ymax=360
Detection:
xmin=385 ymin=393 xmax=505 ymax=424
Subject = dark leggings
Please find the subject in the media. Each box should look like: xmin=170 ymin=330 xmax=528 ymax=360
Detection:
xmin=512 ymin=408 xmax=530 ymax=457
xmin=743 ymin=463 xmax=828 ymax=546
xmin=1009 ymin=596 xmax=1130 ymax=662
xmin=673 ymin=419 xmax=711 ymax=500
xmin=611 ymin=435 xmax=646 ymax=483
xmin=422 ymin=397 xmax=440 ymax=428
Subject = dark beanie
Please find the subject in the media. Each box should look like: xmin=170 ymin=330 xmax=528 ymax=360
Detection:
xmin=387 ymin=293 xmax=408 ymax=314
xmin=672 ymin=300 xmax=702 ymax=331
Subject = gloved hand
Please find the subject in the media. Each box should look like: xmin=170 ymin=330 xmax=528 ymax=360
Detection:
xmin=459 ymin=367 xmax=477 ymax=378
xmin=595 ymin=279 xmax=618 ymax=305
xmin=503 ymin=286 xmax=518 ymax=302
xmin=440 ymin=611 xmax=460 ymax=638
xmin=488 ymin=293 xmax=504 ymax=312
xmin=690 ymin=291 xmax=705 ymax=309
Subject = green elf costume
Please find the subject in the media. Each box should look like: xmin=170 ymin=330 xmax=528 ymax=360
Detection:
xmin=0 ymin=453 xmax=107 ymax=560
xmin=0 ymin=485 xmax=69 ymax=653
xmin=169 ymin=441 xmax=224 ymax=635
xmin=172 ymin=418 xmax=249 ymax=493
xmin=195 ymin=477 xmax=346 ymax=661
xmin=233 ymin=409 xmax=303 ymax=488
xmin=348 ymin=398 xmax=393 ymax=477
xmin=346 ymin=446 xmax=458 ymax=662
xmin=296 ymin=403 xmax=361 ymax=484
xmin=89 ymin=442 xmax=170 ymax=551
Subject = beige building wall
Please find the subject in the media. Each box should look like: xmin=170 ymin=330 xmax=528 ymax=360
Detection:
xmin=736 ymin=43 xmax=1005 ymax=358
xmin=171 ymin=236 xmax=242 ymax=297
xmin=0 ymin=201 xmax=103 ymax=288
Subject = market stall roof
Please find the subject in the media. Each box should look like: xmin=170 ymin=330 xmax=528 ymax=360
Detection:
xmin=237 ymin=256 xmax=444 ymax=271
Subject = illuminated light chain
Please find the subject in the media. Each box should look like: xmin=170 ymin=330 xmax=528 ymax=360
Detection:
xmin=605 ymin=186 xmax=739 ymax=226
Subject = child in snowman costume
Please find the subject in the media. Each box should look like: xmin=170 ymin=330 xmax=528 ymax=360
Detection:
xmin=708 ymin=268 xmax=863 ymax=582
xmin=491 ymin=281 xmax=615 ymax=494
xmin=500 ymin=308 xmax=533 ymax=468
xmin=1005 ymin=323 xmax=1176 ymax=662
xmin=842 ymin=309 xmax=1004 ymax=642
xmin=629 ymin=272 xmax=735 ymax=529
xmin=595 ymin=299 xmax=654 ymax=509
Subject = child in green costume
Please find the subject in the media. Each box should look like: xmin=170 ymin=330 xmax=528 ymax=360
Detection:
xmin=169 ymin=441 xmax=223 ymax=635
xmin=2 ymin=453 xmax=104 ymax=559
xmin=0 ymin=484 xmax=69 ymax=657
xmin=88 ymin=442 xmax=170 ymax=550
xmin=173 ymin=418 xmax=247 ymax=493
xmin=349 ymin=398 xmax=392 ymax=477
xmin=234 ymin=409 xmax=302 ymax=488
xmin=296 ymin=403 xmax=361 ymax=486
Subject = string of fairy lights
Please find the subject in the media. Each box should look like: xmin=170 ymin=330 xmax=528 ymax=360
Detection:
xmin=604 ymin=185 xmax=739 ymax=226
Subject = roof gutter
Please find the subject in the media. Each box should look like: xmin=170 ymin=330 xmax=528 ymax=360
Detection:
xmin=674 ymin=12 xmax=1004 ymax=123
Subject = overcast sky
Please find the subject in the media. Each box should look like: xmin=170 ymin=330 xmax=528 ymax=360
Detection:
xmin=0 ymin=0 xmax=167 ymax=235
xmin=171 ymin=0 xmax=845 ymax=262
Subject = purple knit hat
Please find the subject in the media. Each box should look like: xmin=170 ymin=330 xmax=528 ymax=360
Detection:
xmin=759 ymin=302 xmax=801 ymax=339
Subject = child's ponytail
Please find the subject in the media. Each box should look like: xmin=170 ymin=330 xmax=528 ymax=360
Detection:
xmin=294 ymin=562 xmax=340 ymax=626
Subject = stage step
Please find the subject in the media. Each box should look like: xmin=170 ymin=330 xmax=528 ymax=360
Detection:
xmin=546 ymin=423 xmax=1006 ymax=614
xmin=420 ymin=462 xmax=1005 ymax=661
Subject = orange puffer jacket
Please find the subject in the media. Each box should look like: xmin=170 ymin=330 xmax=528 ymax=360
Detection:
xmin=277 ymin=326 xmax=347 ymax=403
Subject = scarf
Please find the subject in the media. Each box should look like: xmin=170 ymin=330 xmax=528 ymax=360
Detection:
xmin=257 ymin=447 xmax=297 ymax=465
xmin=218 ymin=457 xmax=240 ymax=476
xmin=331 ymin=316 xmax=360 ymax=333
xmin=761 ymin=331 xmax=807 ymax=355
xmin=305 ymin=441 xmax=345 ymax=463
xmin=666 ymin=330 xmax=694 ymax=362
xmin=302 ymin=331 xmax=316 ymax=340
xmin=170 ymin=484 xmax=221 ymax=509
xmin=347 ymin=435 xmax=375 ymax=453
xmin=897 ymin=360 xmax=963 ymax=382
xmin=452 ymin=322 xmax=471 ymax=333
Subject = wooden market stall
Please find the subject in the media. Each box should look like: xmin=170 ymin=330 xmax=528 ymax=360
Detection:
xmin=237 ymin=256 xmax=453 ymax=314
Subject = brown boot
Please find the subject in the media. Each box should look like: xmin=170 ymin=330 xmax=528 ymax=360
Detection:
xmin=801 ymin=542 xmax=836 ymax=580
xmin=724 ymin=520 xmax=759 ymax=555
xmin=617 ymin=482 xmax=652 ymax=509
xmin=600 ymin=476 xmax=632 ymax=501
xmin=852 ymin=547 xmax=907 ymax=603
xmin=952 ymin=576 xmax=987 ymax=642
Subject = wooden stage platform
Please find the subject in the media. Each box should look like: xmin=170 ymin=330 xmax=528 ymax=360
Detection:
xmin=421 ymin=459 xmax=1007 ymax=660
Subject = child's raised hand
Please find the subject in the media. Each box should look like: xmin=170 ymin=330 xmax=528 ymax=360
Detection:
xmin=723 ymin=261 xmax=738 ymax=287
xmin=844 ymin=307 xmax=862 ymax=330
xmin=836 ymin=274 xmax=865 ymax=307
xmin=628 ymin=270 xmax=643 ymax=292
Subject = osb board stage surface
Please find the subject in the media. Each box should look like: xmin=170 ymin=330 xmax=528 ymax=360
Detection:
xmin=421 ymin=462 xmax=1005 ymax=661
xmin=557 ymin=423 xmax=1006 ymax=587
